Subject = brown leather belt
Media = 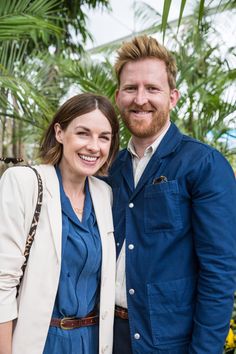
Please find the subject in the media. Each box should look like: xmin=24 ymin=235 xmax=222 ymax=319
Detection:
xmin=50 ymin=311 xmax=99 ymax=330
xmin=115 ymin=305 xmax=128 ymax=320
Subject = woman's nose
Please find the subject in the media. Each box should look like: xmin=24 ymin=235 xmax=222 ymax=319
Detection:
xmin=87 ymin=138 xmax=99 ymax=152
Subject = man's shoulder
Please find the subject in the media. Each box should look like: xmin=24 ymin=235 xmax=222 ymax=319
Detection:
xmin=176 ymin=134 xmax=234 ymax=178
xmin=168 ymin=123 xmax=216 ymax=156
xmin=178 ymin=133 xmax=217 ymax=157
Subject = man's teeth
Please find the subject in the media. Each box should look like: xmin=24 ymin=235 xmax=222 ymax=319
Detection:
xmin=80 ymin=155 xmax=98 ymax=162
xmin=133 ymin=110 xmax=151 ymax=114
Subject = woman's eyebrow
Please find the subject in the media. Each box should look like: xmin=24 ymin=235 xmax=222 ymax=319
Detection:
xmin=75 ymin=125 xmax=112 ymax=135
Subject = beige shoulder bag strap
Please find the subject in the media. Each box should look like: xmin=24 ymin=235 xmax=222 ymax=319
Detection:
xmin=16 ymin=166 xmax=43 ymax=296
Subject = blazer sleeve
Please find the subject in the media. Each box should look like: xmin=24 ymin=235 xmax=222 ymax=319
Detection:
xmin=0 ymin=167 xmax=37 ymax=322
xmin=189 ymin=149 xmax=236 ymax=354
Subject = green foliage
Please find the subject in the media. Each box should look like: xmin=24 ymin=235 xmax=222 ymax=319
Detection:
xmin=0 ymin=0 xmax=235 ymax=167
xmin=0 ymin=0 xmax=109 ymax=159
xmin=0 ymin=0 xmax=62 ymax=43
xmin=129 ymin=1 xmax=236 ymax=166
xmin=170 ymin=5 xmax=236 ymax=163
xmin=52 ymin=0 xmax=110 ymax=53
xmin=160 ymin=0 xmax=236 ymax=39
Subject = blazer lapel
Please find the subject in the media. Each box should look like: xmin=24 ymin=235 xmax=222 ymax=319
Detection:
xmin=88 ymin=177 xmax=113 ymax=265
xmin=122 ymin=152 xmax=135 ymax=192
xmin=88 ymin=177 xmax=114 ymax=231
xmin=114 ymin=151 xmax=134 ymax=192
xmin=132 ymin=152 xmax=163 ymax=198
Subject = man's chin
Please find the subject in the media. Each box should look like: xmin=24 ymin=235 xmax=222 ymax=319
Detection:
xmin=129 ymin=127 xmax=154 ymax=138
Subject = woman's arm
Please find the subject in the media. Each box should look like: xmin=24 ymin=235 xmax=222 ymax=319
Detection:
xmin=0 ymin=168 xmax=29 ymax=351
xmin=0 ymin=321 xmax=12 ymax=354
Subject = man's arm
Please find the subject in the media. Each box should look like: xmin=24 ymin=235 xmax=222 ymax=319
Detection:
xmin=0 ymin=321 xmax=12 ymax=354
xmin=189 ymin=150 xmax=236 ymax=354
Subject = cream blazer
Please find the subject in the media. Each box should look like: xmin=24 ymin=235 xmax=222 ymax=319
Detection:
xmin=0 ymin=164 xmax=116 ymax=354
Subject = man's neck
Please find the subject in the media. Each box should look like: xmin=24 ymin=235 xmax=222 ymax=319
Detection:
xmin=131 ymin=123 xmax=171 ymax=158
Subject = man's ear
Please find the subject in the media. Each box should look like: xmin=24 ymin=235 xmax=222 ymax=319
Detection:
xmin=169 ymin=89 xmax=180 ymax=110
xmin=115 ymin=89 xmax=120 ymax=104
xmin=54 ymin=123 xmax=63 ymax=144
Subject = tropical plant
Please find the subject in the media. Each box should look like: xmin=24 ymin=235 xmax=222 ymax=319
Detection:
xmin=169 ymin=6 xmax=236 ymax=164
xmin=160 ymin=0 xmax=236 ymax=39
xmin=0 ymin=0 xmax=62 ymax=42
xmin=138 ymin=1 xmax=236 ymax=164
xmin=0 ymin=0 xmax=109 ymax=161
xmin=0 ymin=0 xmax=62 ymax=158
xmin=68 ymin=1 xmax=236 ymax=166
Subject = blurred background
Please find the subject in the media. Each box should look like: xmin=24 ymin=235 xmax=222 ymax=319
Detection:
xmin=0 ymin=2 xmax=236 ymax=351
xmin=0 ymin=0 xmax=235 ymax=175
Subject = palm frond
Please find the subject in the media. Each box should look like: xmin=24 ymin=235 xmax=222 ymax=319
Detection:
xmin=60 ymin=57 xmax=117 ymax=101
xmin=0 ymin=0 xmax=62 ymax=42
xmin=133 ymin=1 xmax=161 ymax=28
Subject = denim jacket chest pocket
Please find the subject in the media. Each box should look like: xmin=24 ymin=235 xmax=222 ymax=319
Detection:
xmin=144 ymin=180 xmax=182 ymax=233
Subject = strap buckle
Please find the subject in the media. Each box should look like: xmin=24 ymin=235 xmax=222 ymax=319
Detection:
xmin=60 ymin=317 xmax=76 ymax=330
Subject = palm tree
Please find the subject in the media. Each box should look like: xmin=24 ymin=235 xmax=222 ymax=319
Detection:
xmin=0 ymin=0 xmax=62 ymax=158
xmin=160 ymin=0 xmax=236 ymax=39
xmin=72 ymin=1 xmax=236 ymax=166
xmin=172 ymin=21 xmax=236 ymax=164
xmin=0 ymin=0 xmax=109 ymax=161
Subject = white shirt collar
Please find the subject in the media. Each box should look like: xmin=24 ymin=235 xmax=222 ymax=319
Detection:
xmin=127 ymin=122 xmax=171 ymax=159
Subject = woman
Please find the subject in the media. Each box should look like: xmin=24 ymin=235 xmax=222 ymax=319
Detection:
xmin=0 ymin=93 xmax=119 ymax=354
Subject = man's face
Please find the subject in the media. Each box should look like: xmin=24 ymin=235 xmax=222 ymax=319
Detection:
xmin=115 ymin=58 xmax=179 ymax=139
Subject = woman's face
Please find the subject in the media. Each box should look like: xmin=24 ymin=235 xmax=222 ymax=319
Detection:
xmin=55 ymin=109 xmax=112 ymax=180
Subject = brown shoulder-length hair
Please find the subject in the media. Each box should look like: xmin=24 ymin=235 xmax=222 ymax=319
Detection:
xmin=114 ymin=35 xmax=177 ymax=90
xmin=39 ymin=93 xmax=119 ymax=175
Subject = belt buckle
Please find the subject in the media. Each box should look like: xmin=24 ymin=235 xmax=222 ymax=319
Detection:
xmin=60 ymin=316 xmax=76 ymax=330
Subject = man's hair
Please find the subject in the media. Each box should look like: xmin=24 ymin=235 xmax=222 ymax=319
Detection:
xmin=114 ymin=35 xmax=177 ymax=89
xmin=39 ymin=93 xmax=119 ymax=176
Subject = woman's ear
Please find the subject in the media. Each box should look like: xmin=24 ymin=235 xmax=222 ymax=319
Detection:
xmin=54 ymin=123 xmax=63 ymax=144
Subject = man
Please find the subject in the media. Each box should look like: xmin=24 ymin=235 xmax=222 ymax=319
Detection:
xmin=107 ymin=35 xmax=236 ymax=354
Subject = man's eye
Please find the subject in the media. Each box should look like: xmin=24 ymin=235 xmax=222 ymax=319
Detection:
xmin=124 ymin=87 xmax=136 ymax=92
xmin=148 ymin=87 xmax=158 ymax=92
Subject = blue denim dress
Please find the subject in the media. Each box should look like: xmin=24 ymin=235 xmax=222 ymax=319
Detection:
xmin=43 ymin=168 xmax=102 ymax=354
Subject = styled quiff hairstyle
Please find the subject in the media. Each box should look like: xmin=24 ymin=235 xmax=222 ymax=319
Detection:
xmin=39 ymin=93 xmax=119 ymax=175
xmin=114 ymin=35 xmax=177 ymax=89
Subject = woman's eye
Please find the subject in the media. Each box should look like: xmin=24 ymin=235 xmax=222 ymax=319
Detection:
xmin=77 ymin=131 xmax=87 ymax=136
xmin=100 ymin=136 xmax=110 ymax=141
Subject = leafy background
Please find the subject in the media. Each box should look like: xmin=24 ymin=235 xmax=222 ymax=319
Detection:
xmin=0 ymin=1 xmax=236 ymax=351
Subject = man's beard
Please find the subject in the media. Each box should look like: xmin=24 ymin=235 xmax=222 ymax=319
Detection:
xmin=121 ymin=106 xmax=169 ymax=138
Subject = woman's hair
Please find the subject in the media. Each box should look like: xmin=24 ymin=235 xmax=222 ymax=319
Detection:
xmin=39 ymin=93 xmax=119 ymax=175
xmin=114 ymin=35 xmax=177 ymax=90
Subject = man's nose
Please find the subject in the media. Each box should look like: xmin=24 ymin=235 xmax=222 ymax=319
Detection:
xmin=134 ymin=88 xmax=148 ymax=106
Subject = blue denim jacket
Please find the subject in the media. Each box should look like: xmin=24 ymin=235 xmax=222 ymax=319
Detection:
xmin=107 ymin=123 xmax=236 ymax=354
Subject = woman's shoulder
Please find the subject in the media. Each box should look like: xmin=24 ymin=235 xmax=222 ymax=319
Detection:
xmin=1 ymin=165 xmax=36 ymax=183
xmin=0 ymin=164 xmax=55 ymax=188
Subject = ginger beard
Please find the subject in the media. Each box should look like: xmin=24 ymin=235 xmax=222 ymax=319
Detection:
xmin=120 ymin=103 xmax=170 ymax=138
